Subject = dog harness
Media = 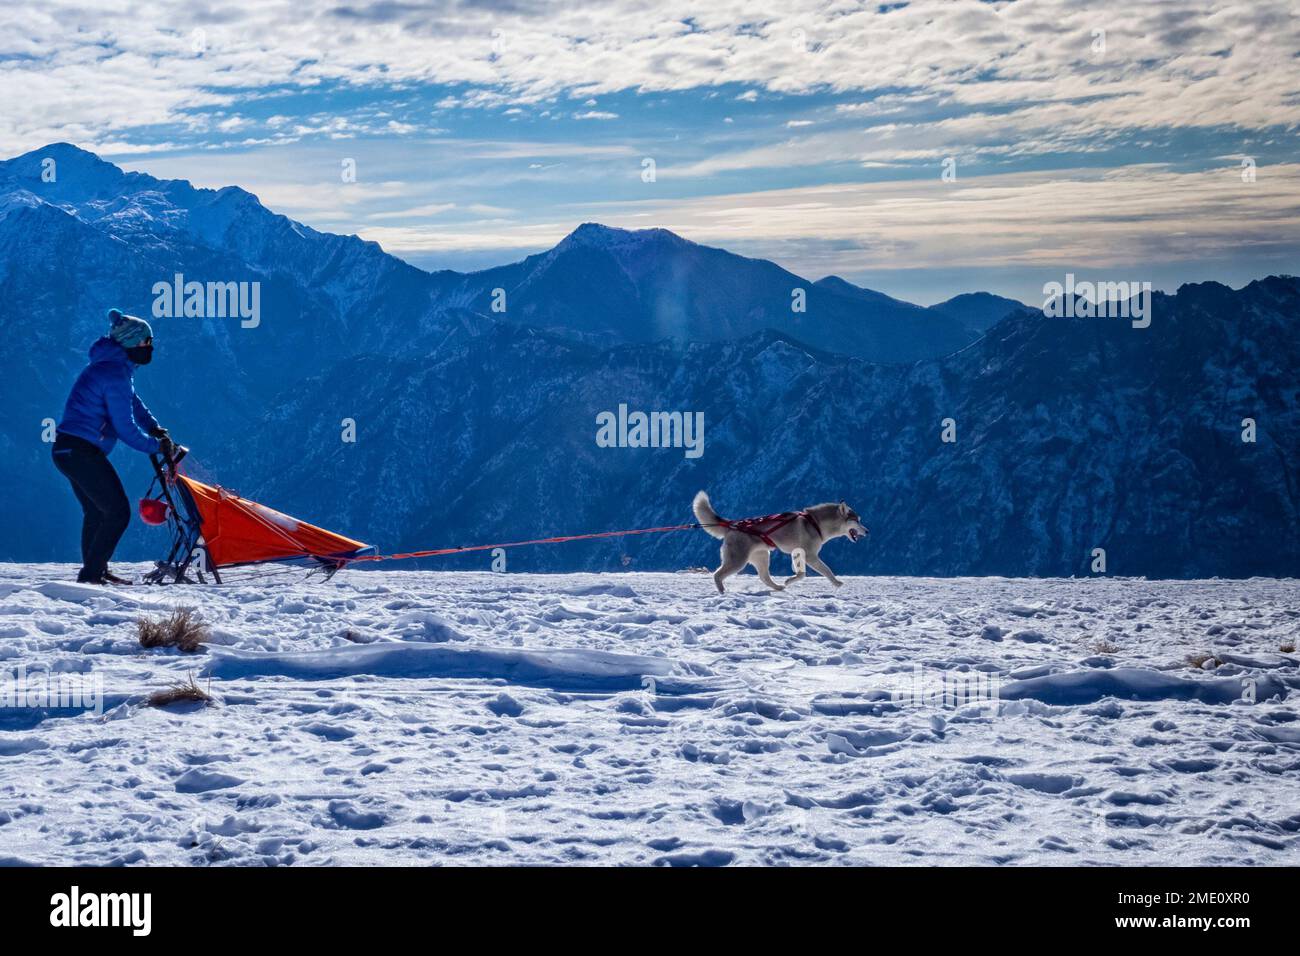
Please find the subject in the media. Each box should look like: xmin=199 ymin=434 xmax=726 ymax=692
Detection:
xmin=711 ymin=510 xmax=822 ymax=548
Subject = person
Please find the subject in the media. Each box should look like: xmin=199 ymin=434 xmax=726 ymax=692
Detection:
xmin=52 ymin=309 xmax=181 ymax=585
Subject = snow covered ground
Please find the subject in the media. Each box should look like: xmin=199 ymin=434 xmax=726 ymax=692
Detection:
xmin=0 ymin=563 xmax=1297 ymax=866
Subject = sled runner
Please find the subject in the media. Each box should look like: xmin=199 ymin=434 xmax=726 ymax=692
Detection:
xmin=140 ymin=451 xmax=374 ymax=584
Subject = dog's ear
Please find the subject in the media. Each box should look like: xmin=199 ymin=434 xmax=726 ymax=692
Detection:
xmin=838 ymin=500 xmax=847 ymax=517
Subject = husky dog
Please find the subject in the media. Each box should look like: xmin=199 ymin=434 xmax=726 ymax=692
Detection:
xmin=692 ymin=491 xmax=868 ymax=594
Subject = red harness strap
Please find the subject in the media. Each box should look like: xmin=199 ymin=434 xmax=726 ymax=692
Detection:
xmin=716 ymin=510 xmax=822 ymax=548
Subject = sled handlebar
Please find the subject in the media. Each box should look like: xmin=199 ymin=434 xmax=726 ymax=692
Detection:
xmin=150 ymin=444 xmax=188 ymax=476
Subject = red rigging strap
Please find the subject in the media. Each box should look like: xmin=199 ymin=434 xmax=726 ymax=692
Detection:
xmin=348 ymin=523 xmax=703 ymax=562
xmin=348 ymin=512 xmax=823 ymax=565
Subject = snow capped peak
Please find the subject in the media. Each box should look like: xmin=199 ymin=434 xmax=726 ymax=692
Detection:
xmin=1 ymin=142 xmax=130 ymax=187
xmin=558 ymin=222 xmax=689 ymax=251
xmin=208 ymin=183 xmax=264 ymax=209
xmin=0 ymin=145 xmax=271 ymax=228
xmin=10 ymin=141 xmax=107 ymax=165
xmin=0 ymin=144 xmax=166 ymax=217
xmin=0 ymin=188 xmax=44 ymax=219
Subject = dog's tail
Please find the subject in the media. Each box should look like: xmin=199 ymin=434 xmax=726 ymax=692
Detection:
xmin=693 ymin=491 xmax=727 ymax=539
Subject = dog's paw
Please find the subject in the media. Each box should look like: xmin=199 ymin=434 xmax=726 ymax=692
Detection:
xmin=830 ymin=579 xmax=844 ymax=588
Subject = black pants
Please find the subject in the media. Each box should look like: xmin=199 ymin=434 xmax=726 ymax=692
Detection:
xmin=52 ymin=433 xmax=131 ymax=581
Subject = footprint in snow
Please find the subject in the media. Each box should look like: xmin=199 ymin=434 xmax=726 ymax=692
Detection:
xmin=1006 ymin=772 xmax=1078 ymax=794
xmin=486 ymin=692 xmax=524 ymax=717
xmin=326 ymin=800 xmax=388 ymax=830
xmin=174 ymin=768 xmax=245 ymax=793
xmin=0 ymin=736 xmax=48 ymax=756
xmin=300 ymin=720 xmax=357 ymax=741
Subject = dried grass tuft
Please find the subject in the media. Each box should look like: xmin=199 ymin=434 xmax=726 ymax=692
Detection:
xmin=138 ymin=606 xmax=210 ymax=653
xmin=147 ymin=673 xmax=213 ymax=708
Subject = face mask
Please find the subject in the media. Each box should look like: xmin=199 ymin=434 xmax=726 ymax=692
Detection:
xmin=127 ymin=344 xmax=154 ymax=365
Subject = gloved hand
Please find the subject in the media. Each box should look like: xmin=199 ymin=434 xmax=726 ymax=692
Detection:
xmin=149 ymin=425 xmax=169 ymax=439
xmin=158 ymin=438 xmax=190 ymax=465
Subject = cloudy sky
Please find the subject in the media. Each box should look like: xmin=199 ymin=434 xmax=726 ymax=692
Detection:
xmin=5 ymin=0 xmax=1298 ymax=303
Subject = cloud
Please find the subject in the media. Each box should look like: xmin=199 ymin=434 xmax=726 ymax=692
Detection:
xmin=358 ymin=220 xmax=576 ymax=254
xmin=367 ymin=201 xmax=458 ymax=220
xmin=626 ymin=163 xmax=1300 ymax=274
xmin=5 ymin=0 xmax=1293 ymax=157
xmin=228 ymin=179 xmax=416 ymax=217
xmin=357 ymin=162 xmax=1300 ymax=279
xmin=14 ymin=0 xmax=1298 ymax=305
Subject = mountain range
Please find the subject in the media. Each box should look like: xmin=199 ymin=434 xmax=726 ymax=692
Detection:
xmin=424 ymin=223 xmax=980 ymax=360
xmin=1 ymin=143 xmax=1295 ymax=577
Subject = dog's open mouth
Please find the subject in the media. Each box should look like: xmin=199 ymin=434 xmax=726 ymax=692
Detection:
xmin=849 ymin=528 xmax=864 ymax=542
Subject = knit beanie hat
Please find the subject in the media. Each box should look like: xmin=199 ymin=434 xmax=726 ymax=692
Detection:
xmin=108 ymin=309 xmax=153 ymax=349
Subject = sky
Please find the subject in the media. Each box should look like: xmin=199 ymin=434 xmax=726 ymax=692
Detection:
xmin=3 ymin=0 xmax=1298 ymax=304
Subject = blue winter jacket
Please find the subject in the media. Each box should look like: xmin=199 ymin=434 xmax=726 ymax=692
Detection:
xmin=58 ymin=337 xmax=162 ymax=455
